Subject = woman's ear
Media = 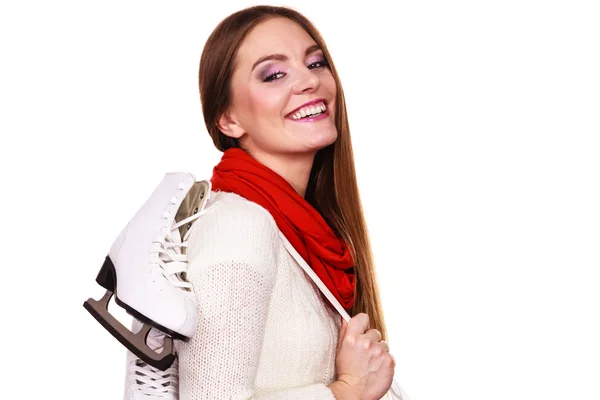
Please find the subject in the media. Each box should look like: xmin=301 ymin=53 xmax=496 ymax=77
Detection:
xmin=217 ymin=110 xmax=245 ymax=139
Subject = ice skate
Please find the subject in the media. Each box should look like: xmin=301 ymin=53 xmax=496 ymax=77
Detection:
xmin=83 ymin=172 xmax=210 ymax=370
xmin=123 ymin=318 xmax=179 ymax=400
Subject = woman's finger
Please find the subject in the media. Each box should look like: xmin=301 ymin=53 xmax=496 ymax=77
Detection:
xmin=362 ymin=328 xmax=382 ymax=343
xmin=378 ymin=340 xmax=390 ymax=353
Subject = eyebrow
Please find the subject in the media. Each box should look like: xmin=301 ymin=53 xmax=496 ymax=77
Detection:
xmin=251 ymin=44 xmax=322 ymax=72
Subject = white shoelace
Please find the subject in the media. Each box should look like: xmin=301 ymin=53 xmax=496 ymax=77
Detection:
xmin=150 ymin=192 xmax=208 ymax=290
xmin=130 ymin=184 xmax=209 ymax=398
xmin=131 ymin=328 xmax=179 ymax=398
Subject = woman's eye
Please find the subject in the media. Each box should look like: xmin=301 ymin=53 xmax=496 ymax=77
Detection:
xmin=264 ymin=71 xmax=285 ymax=82
xmin=263 ymin=59 xmax=329 ymax=83
xmin=308 ymin=59 xmax=329 ymax=69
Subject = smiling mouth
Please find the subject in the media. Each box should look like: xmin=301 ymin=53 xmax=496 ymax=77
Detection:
xmin=286 ymin=101 xmax=328 ymax=120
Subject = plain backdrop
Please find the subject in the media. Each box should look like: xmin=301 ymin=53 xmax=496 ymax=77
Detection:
xmin=1 ymin=1 xmax=598 ymax=399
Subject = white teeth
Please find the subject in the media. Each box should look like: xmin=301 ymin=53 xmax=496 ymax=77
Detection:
xmin=290 ymin=101 xmax=326 ymax=120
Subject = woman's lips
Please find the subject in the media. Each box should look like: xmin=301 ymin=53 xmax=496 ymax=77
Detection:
xmin=286 ymin=98 xmax=327 ymax=117
xmin=285 ymin=108 xmax=329 ymax=122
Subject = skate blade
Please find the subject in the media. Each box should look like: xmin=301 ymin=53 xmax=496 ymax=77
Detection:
xmin=83 ymin=291 xmax=176 ymax=371
xmin=97 ymin=255 xmax=191 ymax=343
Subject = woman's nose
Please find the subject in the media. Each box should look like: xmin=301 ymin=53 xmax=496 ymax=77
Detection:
xmin=291 ymin=67 xmax=320 ymax=95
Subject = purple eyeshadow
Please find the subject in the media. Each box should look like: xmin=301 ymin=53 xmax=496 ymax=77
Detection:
xmin=260 ymin=65 xmax=283 ymax=81
xmin=258 ymin=55 xmax=328 ymax=82
xmin=308 ymin=57 xmax=325 ymax=65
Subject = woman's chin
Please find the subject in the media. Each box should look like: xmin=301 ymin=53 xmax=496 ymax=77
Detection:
xmin=305 ymin=131 xmax=338 ymax=150
xmin=292 ymin=124 xmax=338 ymax=148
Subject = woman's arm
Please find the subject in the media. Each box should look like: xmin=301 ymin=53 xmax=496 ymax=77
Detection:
xmin=177 ymin=197 xmax=337 ymax=400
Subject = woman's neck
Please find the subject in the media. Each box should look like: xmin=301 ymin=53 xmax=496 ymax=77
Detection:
xmin=246 ymin=149 xmax=315 ymax=197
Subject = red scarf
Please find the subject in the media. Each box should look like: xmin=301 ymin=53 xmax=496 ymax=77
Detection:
xmin=211 ymin=148 xmax=356 ymax=310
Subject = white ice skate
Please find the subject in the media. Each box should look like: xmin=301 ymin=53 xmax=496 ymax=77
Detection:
xmin=83 ymin=172 xmax=210 ymax=370
xmin=123 ymin=318 xmax=179 ymax=400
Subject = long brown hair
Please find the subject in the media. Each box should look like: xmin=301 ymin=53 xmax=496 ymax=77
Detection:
xmin=198 ymin=5 xmax=388 ymax=341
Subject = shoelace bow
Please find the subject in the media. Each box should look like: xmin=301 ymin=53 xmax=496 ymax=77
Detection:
xmin=131 ymin=328 xmax=179 ymax=397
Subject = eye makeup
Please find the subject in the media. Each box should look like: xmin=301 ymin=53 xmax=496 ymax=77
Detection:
xmin=307 ymin=56 xmax=328 ymax=68
xmin=259 ymin=56 xmax=330 ymax=83
xmin=260 ymin=66 xmax=290 ymax=82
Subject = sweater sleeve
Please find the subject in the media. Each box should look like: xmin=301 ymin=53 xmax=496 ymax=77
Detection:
xmin=177 ymin=196 xmax=336 ymax=400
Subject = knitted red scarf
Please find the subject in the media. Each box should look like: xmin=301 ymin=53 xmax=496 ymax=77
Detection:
xmin=210 ymin=148 xmax=356 ymax=309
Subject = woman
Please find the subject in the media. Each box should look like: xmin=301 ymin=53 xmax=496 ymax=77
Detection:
xmin=125 ymin=5 xmax=398 ymax=400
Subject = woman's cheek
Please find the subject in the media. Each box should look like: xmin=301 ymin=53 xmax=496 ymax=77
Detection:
xmin=250 ymin=90 xmax=287 ymax=117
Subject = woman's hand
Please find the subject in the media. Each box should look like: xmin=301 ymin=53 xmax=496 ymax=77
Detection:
xmin=331 ymin=313 xmax=395 ymax=400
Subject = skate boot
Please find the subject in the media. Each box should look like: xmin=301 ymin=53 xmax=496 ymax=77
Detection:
xmin=123 ymin=318 xmax=179 ymax=400
xmin=83 ymin=172 xmax=211 ymax=370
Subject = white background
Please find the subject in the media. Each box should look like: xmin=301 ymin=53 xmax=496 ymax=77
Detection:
xmin=1 ymin=1 xmax=598 ymax=399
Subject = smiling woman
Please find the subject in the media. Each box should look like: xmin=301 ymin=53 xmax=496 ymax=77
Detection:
xmin=214 ymin=16 xmax=340 ymax=194
xmin=120 ymin=4 xmax=407 ymax=400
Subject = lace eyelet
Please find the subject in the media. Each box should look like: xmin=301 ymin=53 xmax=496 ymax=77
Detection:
xmin=193 ymin=207 xmax=198 ymax=214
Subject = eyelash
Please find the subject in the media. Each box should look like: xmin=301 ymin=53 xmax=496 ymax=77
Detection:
xmin=263 ymin=59 xmax=330 ymax=83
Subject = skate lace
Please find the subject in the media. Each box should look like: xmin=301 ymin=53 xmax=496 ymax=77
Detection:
xmin=130 ymin=328 xmax=178 ymax=398
xmin=151 ymin=191 xmax=208 ymax=290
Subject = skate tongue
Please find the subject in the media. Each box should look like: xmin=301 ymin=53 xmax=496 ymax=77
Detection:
xmin=168 ymin=220 xmax=182 ymax=243
xmin=160 ymin=221 xmax=182 ymax=259
xmin=156 ymin=222 xmax=189 ymax=285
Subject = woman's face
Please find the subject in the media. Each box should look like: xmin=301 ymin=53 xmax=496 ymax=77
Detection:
xmin=220 ymin=17 xmax=338 ymax=157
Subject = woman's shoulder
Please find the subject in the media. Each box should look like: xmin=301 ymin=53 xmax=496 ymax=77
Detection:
xmin=200 ymin=190 xmax=277 ymax=230
xmin=187 ymin=192 xmax=282 ymax=282
xmin=186 ymin=190 xmax=281 ymax=266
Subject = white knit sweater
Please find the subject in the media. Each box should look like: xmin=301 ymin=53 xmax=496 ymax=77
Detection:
xmin=178 ymin=190 xmax=341 ymax=400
